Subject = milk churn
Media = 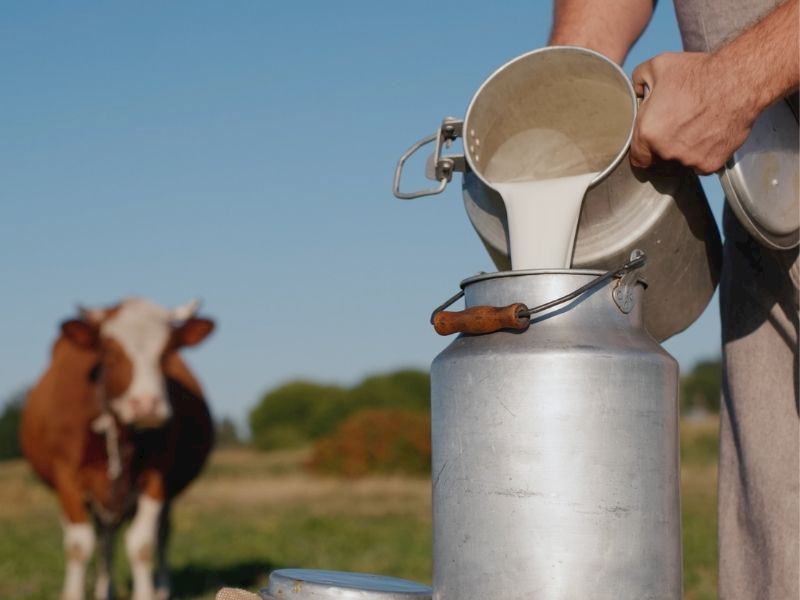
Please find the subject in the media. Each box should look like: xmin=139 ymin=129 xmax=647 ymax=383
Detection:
xmin=393 ymin=46 xmax=686 ymax=600
xmin=428 ymin=255 xmax=682 ymax=599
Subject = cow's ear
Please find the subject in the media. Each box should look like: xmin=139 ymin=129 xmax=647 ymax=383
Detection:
xmin=173 ymin=318 xmax=215 ymax=347
xmin=61 ymin=319 xmax=99 ymax=349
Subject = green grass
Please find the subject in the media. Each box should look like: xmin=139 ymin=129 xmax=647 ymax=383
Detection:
xmin=680 ymin=416 xmax=719 ymax=600
xmin=0 ymin=418 xmax=718 ymax=599
xmin=164 ymin=510 xmax=431 ymax=597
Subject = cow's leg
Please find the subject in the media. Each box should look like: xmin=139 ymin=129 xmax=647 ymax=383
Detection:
xmin=154 ymin=501 xmax=172 ymax=600
xmin=93 ymin=521 xmax=116 ymax=600
xmin=54 ymin=467 xmax=95 ymax=600
xmin=125 ymin=494 xmax=162 ymax=600
xmin=62 ymin=521 xmax=96 ymax=600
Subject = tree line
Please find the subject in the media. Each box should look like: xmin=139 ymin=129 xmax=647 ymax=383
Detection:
xmin=0 ymin=360 xmax=721 ymax=462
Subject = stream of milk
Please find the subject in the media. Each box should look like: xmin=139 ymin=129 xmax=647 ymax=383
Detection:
xmin=492 ymin=173 xmax=598 ymax=270
xmin=483 ymin=129 xmax=598 ymax=270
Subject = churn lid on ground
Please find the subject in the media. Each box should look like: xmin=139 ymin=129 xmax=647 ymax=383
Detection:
xmin=260 ymin=569 xmax=432 ymax=600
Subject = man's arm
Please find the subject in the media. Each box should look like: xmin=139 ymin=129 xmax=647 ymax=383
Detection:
xmin=630 ymin=0 xmax=800 ymax=173
xmin=549 ymin=0 xmax=656 ymax=64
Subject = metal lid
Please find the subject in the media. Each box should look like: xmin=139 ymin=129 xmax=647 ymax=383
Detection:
xmin=261 ymin=569 xmax=432 ymax=600
xmin=719 ymin=95 xmax=799 ymax=250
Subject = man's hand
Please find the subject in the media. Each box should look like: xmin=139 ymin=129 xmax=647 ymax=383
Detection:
xmin=630 ymin=0 xmax=798 ymax=175
xmin=630 ymin=52 xmax=759 ymax=174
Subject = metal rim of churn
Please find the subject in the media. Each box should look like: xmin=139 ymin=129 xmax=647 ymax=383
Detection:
xmin=430 ymin=250 xmax=647 ymax=336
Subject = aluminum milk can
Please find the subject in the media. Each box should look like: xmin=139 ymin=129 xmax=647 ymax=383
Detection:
xmin=429 ymin=258 xmax=682 ymax=599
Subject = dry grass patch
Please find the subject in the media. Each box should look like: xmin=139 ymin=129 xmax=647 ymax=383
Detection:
xmin=185 ymin=473 xmax=430 ymax=519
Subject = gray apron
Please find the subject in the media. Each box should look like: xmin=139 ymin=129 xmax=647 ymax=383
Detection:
xmin=672 ymin=2 xmax=800 ymax=598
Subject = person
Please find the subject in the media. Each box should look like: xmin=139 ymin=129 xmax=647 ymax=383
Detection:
xmin=550 ymin=1 xmax=799 ymax=597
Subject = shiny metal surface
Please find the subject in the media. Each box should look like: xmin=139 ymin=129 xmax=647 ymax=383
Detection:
xmin=263 ymin=570 xmax=432 ymax=600
xmin=719 ymin=95 xmax=799 ymax=250
xmin=463 ymin=157 xmax=722 ymax=341
xmin=431 ymin=271 xmax=682 ymax=600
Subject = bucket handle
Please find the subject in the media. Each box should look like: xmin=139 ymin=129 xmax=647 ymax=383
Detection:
xmin=431 ymin=250 xmax=647 ymax=336
xmin=392 ymin=118 xmax=465 ymax=200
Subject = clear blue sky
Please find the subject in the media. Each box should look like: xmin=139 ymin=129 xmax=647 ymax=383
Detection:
xmin=1 ymin=1 xmax=724 ymax=425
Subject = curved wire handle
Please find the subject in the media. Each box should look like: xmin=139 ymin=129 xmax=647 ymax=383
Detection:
xmin=521 ymin=250 xmax=646 ymax=318
xmin=430 ymin=250 xmax=647 ymax=326
xmin=392 ymin=119 xmax=464 ymax=200
xmin=392 ymin=133 xmax=449 ymax=200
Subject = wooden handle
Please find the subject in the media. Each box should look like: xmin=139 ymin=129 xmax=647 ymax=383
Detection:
xmin=432 ymin=303 xmax=530 ymax=336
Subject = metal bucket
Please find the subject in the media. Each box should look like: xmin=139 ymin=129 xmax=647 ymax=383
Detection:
xmin=260 ymin=569 xmax=432 ymax=600
xmin=429 ymin=261 xmax=682 ymax=600
xmin=393 ymin=46 xmax=721 ymax=341
xmin=393 ymin=46 xmax=635 ymax=196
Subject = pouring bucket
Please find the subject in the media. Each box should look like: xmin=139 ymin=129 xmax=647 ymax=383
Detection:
xmin=393 ymin=46 xmax=635 ymax=198
xmin=464 ymin=46 xmax=634 ymax=188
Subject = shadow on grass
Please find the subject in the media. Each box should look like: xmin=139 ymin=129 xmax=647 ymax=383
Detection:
xmin=170 ymin=560 xmax=277 ymax=597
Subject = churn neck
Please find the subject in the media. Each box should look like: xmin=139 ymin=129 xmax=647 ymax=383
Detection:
xmin=461 ymin=269 xmax=647 ymax=331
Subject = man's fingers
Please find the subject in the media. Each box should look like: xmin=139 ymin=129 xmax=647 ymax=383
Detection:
xmin=630 ymin=58 xmax=658 ymax=168
xmin=630 ymin=120 xmax=654 ymax=169
xmin=631 ymin=60 xmax=655 ymax=100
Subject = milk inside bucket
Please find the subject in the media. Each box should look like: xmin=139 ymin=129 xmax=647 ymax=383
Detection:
xmin=394 ymin=46 xmax=636 ymax=270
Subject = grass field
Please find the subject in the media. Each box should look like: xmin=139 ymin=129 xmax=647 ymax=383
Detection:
xmin=0 ymin=417 xmax=718 ymax=599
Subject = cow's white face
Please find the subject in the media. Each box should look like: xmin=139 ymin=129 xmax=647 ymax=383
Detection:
xmin=101 ymin=299 xmax=174 ymax=428
xmin=61 ymin=297 xmax=214 ymax=429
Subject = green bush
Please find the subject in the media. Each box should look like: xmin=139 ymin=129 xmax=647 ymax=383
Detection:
xmin=0 ymin=390 xmax=26 ymax=461
xmin=348 ymin=369 xmax=430 ymax=413
xmin=306 ymin=408 xmax=431 ymax=477
xmin=249 ymin=370 xmax=430 ymax=452
xmin=680 ymin=359 xmax=721 ymax=414
xmin=249 ymin=381 xmax=350 ymax=450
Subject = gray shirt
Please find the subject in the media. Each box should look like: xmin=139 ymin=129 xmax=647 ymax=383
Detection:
xmin=673 ymin=0 xmax=798 ymax=130
xmin=673 ymin=0 xmax=784 ymax=51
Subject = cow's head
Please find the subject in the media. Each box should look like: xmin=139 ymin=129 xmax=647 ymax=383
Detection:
xmin=60 ymin=298 xmax=214 ymax=429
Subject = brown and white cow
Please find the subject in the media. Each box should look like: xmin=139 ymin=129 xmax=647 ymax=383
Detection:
xmin=21 ymin=298 xmax=215 ymax=600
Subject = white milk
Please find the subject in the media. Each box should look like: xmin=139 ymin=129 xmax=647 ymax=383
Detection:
xmin=483 ymin=129 xmax=598 ymax=270
xmin=493 ymin=173 xmax=598 ymax=270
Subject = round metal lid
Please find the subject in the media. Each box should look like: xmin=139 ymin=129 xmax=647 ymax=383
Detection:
xmin=262 ymin=569 xmax=432 ymax=600
xmin=719 ymin=95 xmax=799 ymax=250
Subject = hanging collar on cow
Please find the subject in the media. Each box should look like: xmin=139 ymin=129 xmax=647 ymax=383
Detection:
xmin=86 ymin=340 xmax=125 ymax=485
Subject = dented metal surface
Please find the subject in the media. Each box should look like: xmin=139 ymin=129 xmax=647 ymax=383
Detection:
xmin=431 ymin=271 xmax=682 ymax=599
